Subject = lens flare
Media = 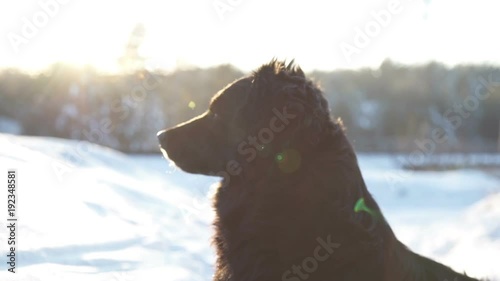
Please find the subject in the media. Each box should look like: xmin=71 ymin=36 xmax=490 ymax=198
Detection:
xmin=275 ymin=153 xmax=284 ymax=162
xmin=276 ymin=149 xmax=301 ymax=173
xmin=188 ymin=101 xmax=196 ymax=109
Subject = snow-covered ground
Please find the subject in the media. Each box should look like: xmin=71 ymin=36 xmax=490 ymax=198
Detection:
xmin=0 ymin=133 xmax=498 ymax=280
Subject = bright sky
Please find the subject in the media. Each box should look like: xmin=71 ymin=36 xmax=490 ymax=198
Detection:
xmin=0 ymin=0 xmax=499 ymax=73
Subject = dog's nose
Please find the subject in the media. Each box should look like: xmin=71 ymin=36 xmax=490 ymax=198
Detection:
xmin=157 ymin=129 xmax=169 ymax=144
xmin=157 ymin=128 xmax=184 ymax=161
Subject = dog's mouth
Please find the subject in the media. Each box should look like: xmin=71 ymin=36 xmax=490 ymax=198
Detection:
xmin=159 ymin=145 xmax=185 ymax=168
xmin=159 ymin=146 xmax=188 ymax=173
xmin=159 ymin=146 xmax=170 ymax=161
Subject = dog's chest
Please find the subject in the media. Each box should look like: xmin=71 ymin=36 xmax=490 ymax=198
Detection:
xmin=214 ymin=181 xmax=309 ymax=252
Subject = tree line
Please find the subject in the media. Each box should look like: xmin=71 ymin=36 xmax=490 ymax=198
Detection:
xmin=0 ymin=60 xmax=499 ymax=153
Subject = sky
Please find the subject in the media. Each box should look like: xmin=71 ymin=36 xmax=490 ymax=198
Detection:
xmin=0 ymin=0 xmax=499 ymax=73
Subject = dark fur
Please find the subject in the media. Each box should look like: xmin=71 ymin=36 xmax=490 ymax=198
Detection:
xmin=158 ymin=60 xmax=480 ymax=281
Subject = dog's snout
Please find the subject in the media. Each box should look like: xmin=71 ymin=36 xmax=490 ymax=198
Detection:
xmin=157 ymin=128 xmax=182 ymax=156
xmin=157 ymin=129 xmax=169 ymax=145
xmin=156 ymin=115 xmax=216 ymax=174
xmin=157 ymin=127 xmax=189 ymax=166
xmin=157 ymin=129 xmax=176 ymax=160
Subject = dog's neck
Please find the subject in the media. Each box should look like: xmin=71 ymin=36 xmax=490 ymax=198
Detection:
xmin=213 ymin=129 xmax=481 ymax=280
xmin=216 ymin=129 xmax=389 ymax=228
xmin=213 ymin=130 xmax=402 ymax=278
xmin=215 ymin=130 xmax=395 ymax=242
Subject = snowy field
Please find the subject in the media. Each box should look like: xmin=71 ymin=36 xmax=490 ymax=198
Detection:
xmin=0 ymin=133 xmax=499 ymax=280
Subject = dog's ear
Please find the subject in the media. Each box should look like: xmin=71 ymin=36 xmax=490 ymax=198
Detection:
xmin=251 ymin=59 xmax=310 ymax=117
xmin=249 ymin=60 xmax=342 ymax=146
xmin=284 ymin=79 xmax=347 ymax=147
xmin=283 ymin=81 xmax=328 ymax=142
xmin=244 ymin=60 xmax=307 ymax=123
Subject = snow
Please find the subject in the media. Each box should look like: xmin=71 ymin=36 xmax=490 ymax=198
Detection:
xmin=0 ymin=133 xmax=498 ymax=280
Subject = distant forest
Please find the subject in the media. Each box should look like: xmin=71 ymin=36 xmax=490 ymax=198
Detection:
xmin=0 ymin=60 xmax=499 ymax=153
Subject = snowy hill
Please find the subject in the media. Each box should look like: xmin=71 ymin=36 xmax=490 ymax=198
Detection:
xmin=0 ymin=134 xmax=217 ymax=281
xmin=0 ymin=134 xmax=498 ymax=280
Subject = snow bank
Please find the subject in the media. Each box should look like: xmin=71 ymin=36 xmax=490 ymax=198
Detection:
xmin=0 ymin=134 xmax=215 ymax=281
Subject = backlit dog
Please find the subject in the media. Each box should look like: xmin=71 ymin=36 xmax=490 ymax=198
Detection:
xmin=157 ymin=60 xmax=480 ymax=281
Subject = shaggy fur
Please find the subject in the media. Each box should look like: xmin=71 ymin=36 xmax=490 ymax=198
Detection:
xmin=157 ymin=60 xmax=480 ymax=281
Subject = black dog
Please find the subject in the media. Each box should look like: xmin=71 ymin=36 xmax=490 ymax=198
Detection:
xmin=157 ymin=60 xmax=480 ymax=281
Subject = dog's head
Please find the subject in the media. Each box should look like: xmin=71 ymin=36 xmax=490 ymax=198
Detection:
xmin=157 ymin=60 xmax=340 ymax=177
